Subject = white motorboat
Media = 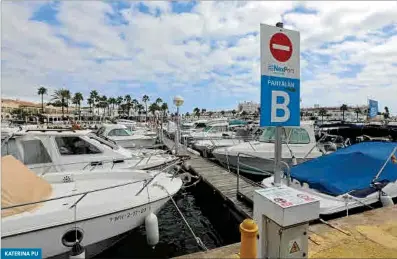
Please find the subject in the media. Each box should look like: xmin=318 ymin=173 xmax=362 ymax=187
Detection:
xmin=1 ymin=129 xmax=179 ymax=175
xmin=1 ymin=155 xmax=183 ymax=258
xmin=96 ymin=124 xmax=157 ymax=149
xmin=192 ymin=128 xmax=262 ymax=157
xmin=184 ymin=122 xmax=235 ymax=145
xmin=261 ymin=141 xmax=397 ymax=215
xmin=212 ymin=121 xmax=324 ymax=176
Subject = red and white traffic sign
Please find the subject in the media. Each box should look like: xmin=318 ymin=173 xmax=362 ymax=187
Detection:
xmin=269 ymin=33 xmax=293 ymax=62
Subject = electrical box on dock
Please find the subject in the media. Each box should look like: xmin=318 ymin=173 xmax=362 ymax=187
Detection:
xmin=254 ymin=186 xmax=319 ymax=258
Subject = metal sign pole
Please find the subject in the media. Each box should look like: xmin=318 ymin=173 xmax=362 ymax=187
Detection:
xmin=175 ymin=107 xmax=179 ymax=155
xmin=274 ymin=126 xmax=282 ymax=186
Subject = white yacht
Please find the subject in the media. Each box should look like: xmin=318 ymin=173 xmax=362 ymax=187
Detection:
xmin=96 ymin=124 xmax=157 ymax=149
xmin=212 ymin=121 xmax=324 ymax=176
xmin=1 ymin=129 xmax=178 ymax=175
xmin=184 ymin=122 xmax=235 ymax=145
xmin=261 ymin=141 xmax=397 ymax=215
xmin=1 ymin=155 xmax=182 ymax=258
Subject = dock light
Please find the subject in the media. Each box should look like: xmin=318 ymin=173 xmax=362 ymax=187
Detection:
xmin=173 ymin=95 xmax=184 ymax=155
xmin=173 ymin=95 xmax=184 ymax=107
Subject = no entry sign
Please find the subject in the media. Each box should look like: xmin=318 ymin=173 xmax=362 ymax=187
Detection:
xmin=269 ymin=33 xmax=293 ymax=62
xmin=260 ymin=24 xmax=300 ymax=127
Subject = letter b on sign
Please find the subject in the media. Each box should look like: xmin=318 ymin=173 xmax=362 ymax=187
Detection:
xmin=271 ymin=91 xmax=290 ymax=123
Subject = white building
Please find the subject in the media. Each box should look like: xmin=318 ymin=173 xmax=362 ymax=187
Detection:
xmin=237 ymin=101 xmax=259 ymax=114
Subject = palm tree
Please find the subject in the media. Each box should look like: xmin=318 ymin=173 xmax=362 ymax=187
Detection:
xmin=87 ymin=98 xmax=94 ymax=115
xmin=193 ymin=107 xmax=200 ymax=118
xmin=116 ymin=96 xmax=123 ymax=117
xmin=231 ymin=110 xmax=236 ymax=117
xmin=37 ymin=87 xmax=47 ymax=113
xmin=221 ymin=110 xmax=225 ymax=117
xmin=384 ymin=106 xmax=390 ymax=119
xmin=354 ymin=107 xmax=361 ymax=122
xmin=124 ymin=95 xmax=132 ymax=117
xmin=149 ymin=102 xmax=160 ymax=115
xmin=64 ymin=90 xmax=71 ymax=114
xmin=208 ymin=111 xmax=213 ymax=118
xmin=155 ymin=98 xmax=163 ymax=104
xmin=142 ymin=95 xmax=150 ymax=122
xmin=319 ymin=108 xmax=327 ymax=123
xmin=52 ymin=89 xmax=70 ymax=119
xmin=108 ymin=97 xmax=116 ymax=116
xmin=72 ymin=92 xmax=84 ymax=121
xmin=161 ymin=103 xmax=168 ymax=118
xmin=90 ymin=90 xmax=99 ymax=115
xmin=99 ymin=95 xmax=108 ymax=118
xmin=137 ymin=104 xmax=144 ymax=122
xmin=132 ymin=99 xmax=139 ymax=118
xmin=201 ymin=108 xmax=206 ymax=114
xmin=340 ymin=104 xmax=348 ymax=122
xmin=185 ymin=112 xmax=190 ymax=117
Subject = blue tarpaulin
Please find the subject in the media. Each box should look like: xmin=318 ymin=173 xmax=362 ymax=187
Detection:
xmin=290 ymin=142 xmax=397 ymax=196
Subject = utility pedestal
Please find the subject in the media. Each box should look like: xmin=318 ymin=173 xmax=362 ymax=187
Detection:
xmin=254 ymin=186 xmax=319 ymax=258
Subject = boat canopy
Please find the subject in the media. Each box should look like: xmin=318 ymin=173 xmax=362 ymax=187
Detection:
xmin=289 ymin=142 xmax=397 ymax=196
xmin=1 ymin=155 xmax=52 ymax=217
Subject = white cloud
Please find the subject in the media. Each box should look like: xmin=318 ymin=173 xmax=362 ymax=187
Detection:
xmin=1 ymin=1 xmax=397 ymax=113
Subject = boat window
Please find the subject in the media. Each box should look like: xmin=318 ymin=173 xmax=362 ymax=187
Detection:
xmin=108 ymin=128 xmax=132 ymax=136
xmin=1 ymin=138 xmax=23 ymax=161
xmin=195 ymin=123 xmax=207 ymax=128
xmin=21 ymin=139 xmax=52 ymax=164
xmin=259 ymin=127 xmax=291 ymax=143
xmin=289 ymin=128 xmax=310 ymax=144
xmin=203 ymin=126 xmax=212 ymax=132
xmin=55 ymin=137 xmax=102 ymax=155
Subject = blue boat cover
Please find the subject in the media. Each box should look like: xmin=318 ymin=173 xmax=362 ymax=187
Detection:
xmin=290 ymin=142 xmax=397 ymax=196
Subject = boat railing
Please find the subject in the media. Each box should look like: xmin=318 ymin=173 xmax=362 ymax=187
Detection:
xmin=1 ymin=178 xmax=148 ymax=211
xmin=372 ymin=146 xmax=397 ymax=184
xmin=28 ymin=154 xmax=181 ymax=176
xmin=235 ymin=152 xmax=291 ymax=202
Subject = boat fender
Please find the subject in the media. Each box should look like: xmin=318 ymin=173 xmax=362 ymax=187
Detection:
xmin=69 ymin=242 xmax=85 ymax=259
xmin=380 ymin=192 xmax=394 ymax=207
xmin=145 ymin=213 xmax=159 ymax=248
xmin=292 ymin=156 xmax=297 ymax=166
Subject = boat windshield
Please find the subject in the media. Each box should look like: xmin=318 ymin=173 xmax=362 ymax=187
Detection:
xmin=203 ymin=126 xmax=212 ymax=132
xmin=108 ymin=128 xmax=133 ymax=137
xmin=259 ymin=127 xmax=310 ymax=144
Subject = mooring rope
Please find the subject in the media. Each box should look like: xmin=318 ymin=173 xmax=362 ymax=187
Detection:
xmin=153 ymin=183 xmax=208 ymax=251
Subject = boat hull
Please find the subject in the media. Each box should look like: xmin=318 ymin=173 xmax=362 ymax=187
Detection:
xmin=213 ymin=152 xmax=308 ymax=176
xmin=2 ymin=198 xmax=169 ymax=259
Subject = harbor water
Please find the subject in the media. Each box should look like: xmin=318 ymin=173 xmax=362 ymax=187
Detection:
xmin=96 ymin=187 xmax=235 ymax=258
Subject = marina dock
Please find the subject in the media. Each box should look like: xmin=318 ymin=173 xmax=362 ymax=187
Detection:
xmin=162 ymin=136 xmax=260 ymax=219
xmin=174 ymin=205 xmax=397 ymax=258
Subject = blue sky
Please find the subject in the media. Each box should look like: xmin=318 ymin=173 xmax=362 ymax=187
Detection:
xmin=2 ymin=1 xmax=397 ymax=114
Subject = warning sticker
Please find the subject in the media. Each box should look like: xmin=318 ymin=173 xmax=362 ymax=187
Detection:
xmin=257 ymin=186 xmax=318 ymax=208
xmin=288 ymin=239 xmax=301 ymax=254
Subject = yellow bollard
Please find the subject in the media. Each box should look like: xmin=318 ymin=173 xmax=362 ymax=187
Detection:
xmin=239 ymin=218 xmax=258 ymax=259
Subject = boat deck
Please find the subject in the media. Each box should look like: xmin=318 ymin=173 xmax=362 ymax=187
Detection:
xmin=174 ymin=205 xmax=397 ymax=258
xmin=162 ymin=136 xmax=259 ymax=219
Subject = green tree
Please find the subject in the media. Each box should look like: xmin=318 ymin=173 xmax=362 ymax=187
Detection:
xmin=52 ymin=89 xmax=70 ymax=119
xmin=124 ymin=95 xmax=132 ymax=116
xmin=142 ymin=95 xmax=150 ymax=122
xmin=37 ymin=87 xmax=47 ymax=113
xmin=156 ymin=98 xmax=163 ymax=104
xmin=208 ymin=111 xmax=213 ymax=118
xmin=149 ymin=102 xmax=160 ymax=115
xmin=319 ymin=108 xmax=327 ymax=123
xmin=384 ymin=106 xmax=390 ymax=119
xmin=193 ymin=107 xmax=200 ymax=118
xmin=161 ymin=102 xmax=168 ymax=118
xmin=90 ymin=90 xmax=99 ymax=115
xmin=354 ymin=107 xmax=361 ymax=122
xmin=340 ymin=104 xmax=348 ymax=121
xmin=72 ymin=92 xmax=84 ymax=121
xmin=108 ymin=97 xmax=116 ymax=116
xmin=221 ymin=110 xmax=225 ymax=116
xmin=87 ymin=98 xmax=94 ymax=115
xmin=231 ymin=110 xmax=236 ymax=117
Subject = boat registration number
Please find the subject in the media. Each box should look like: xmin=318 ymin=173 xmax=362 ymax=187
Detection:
xmin=109 ymin=207 xmax=147 ymax=222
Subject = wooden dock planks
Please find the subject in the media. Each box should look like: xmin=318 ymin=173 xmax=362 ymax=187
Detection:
xmin=162 ymin=136 xmax=260 ymax=218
